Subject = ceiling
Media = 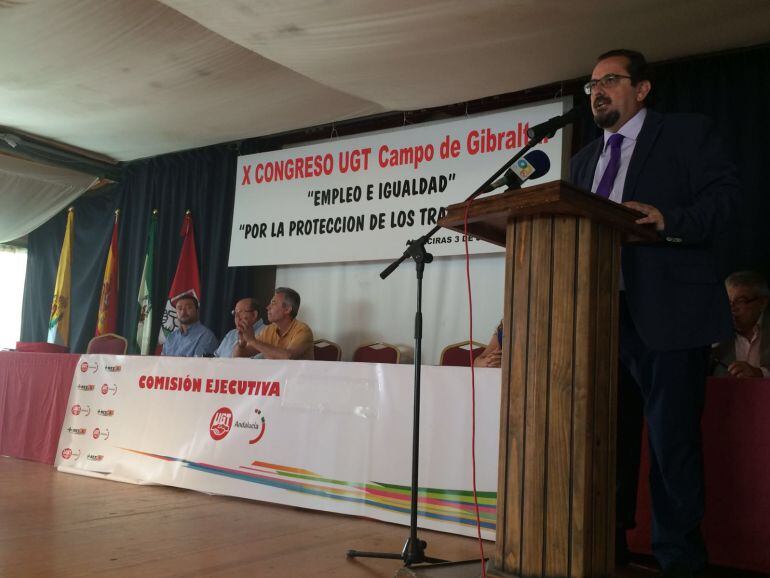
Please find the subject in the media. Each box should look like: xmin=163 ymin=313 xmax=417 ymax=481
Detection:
xmin=1 ymin=0 xmax=770 ymax=164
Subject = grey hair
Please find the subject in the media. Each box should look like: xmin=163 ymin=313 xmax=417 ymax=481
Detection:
xmin=725 ymin=270 xmax=770 ymax=297
xmin=275 ymin=287 xmax=301 ymax=318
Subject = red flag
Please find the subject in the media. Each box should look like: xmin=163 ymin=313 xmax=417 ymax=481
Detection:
xmin=95 ymin=211 xmax=120 ymax=336
xmin=158 ymin=212 xmax=201 ymax=347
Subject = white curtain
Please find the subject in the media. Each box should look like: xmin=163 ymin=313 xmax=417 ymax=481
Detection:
xmin=0 ymin=155 xmax=97 ymax=243
xmin=276 ymin=252 xmax=505 ymax=366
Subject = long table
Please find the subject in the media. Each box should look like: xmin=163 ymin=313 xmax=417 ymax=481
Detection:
xmin=0 ymin=351 xmax=768 ymax=573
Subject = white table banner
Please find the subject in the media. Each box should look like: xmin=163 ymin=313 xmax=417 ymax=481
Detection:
xmin=56 ymin=355 xmax=501 ymax=539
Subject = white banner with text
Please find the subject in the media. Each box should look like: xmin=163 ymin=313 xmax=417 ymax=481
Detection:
xmin=230 ymin=99 xmax=570 ymax=266
xmin=56 ymin=355 xmax=501 ymax=539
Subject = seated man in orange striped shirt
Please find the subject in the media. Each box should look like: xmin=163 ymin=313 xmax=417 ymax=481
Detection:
xmin=235 ymin=287 xmax=314 ymax=360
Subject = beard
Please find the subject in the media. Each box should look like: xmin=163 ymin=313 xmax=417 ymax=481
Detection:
xmin=592 ymin=95 xmax=620 ymax=129
xmin=593 ymin=108 xmax=620 ymax=129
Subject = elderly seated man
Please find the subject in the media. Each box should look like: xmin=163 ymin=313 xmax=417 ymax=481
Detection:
xmin=162 ymin=294 xmax=219 ymax=357
xmin=214 ymin=298 xmax=265 ymax=358
xmin=235 ymin=287 xmax=314 ymax=360
xmin=712 ymin=270 xmax=770 ymax=377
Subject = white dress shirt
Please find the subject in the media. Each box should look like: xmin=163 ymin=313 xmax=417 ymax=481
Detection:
xmin=735 ymin=314 xmax=769 ymax=377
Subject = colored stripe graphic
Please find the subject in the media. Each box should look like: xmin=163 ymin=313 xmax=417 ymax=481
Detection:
xmin=124 ymin=449 xmax=496 ymax=529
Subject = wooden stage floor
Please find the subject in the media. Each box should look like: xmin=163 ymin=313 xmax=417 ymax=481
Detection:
xmin=0 ymin=457 xmax=764 ymax=578
xmin=0 ymin=457 xmax=487 ymax=577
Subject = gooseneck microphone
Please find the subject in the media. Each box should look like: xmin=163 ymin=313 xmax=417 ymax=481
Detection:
xmin=526 ymin=105 xmax=584 ymax=142
xmin=489 ymin=149 xmax=551 ymax=190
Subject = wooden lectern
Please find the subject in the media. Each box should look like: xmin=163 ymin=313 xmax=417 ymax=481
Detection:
xmin=439 ymin=180 xmax=658 ymax=578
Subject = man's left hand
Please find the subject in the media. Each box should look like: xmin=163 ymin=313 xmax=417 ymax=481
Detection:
xmin=727 ymin=361 xmax=764 ymax=378
xmin=623 ymin=201 xmax=665 ymax=231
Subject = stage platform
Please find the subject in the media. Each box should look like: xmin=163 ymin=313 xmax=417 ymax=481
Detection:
xmin=0 ymin=457 xmax=486 ymax=577
xmin=2 ymin=457 xmax=767 ymax=578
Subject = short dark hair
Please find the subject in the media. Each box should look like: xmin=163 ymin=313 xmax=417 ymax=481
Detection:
xmin=726 ymin=271 xmax=770 ymax=297
xmin=174 ymin=294 xmax=199 ymax=309
xmin=275 ymin=287 xmax=300 ymax=318
xmin=597 ymin=49 xmax=650 ymax=84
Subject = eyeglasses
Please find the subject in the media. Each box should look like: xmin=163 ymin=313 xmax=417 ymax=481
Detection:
xmin=231 ymin=309 xmax=256 ymax=316
xmin=729 ymin=297 xmax=760 ymax=308
xmin=583 ymin=74 xmax=633 ymax=95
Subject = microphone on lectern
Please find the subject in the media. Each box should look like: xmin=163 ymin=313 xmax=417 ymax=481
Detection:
xmin=489 ymin=149 xmax=551 ymax=190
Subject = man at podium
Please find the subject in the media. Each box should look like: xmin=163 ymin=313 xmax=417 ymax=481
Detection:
xmin=570 ymin=49 xmax=739 ymax=578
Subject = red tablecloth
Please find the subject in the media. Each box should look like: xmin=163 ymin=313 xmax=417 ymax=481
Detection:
xmin=0 ymin=351 xmax=80 ymax=464
xmin=627 ymin=377 xmax=770 ymax=574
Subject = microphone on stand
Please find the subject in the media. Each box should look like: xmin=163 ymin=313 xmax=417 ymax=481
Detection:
xmin=526 ymin=105 xmax=585 ymax=142
xmin=489 ymin=149 xmax=551 ymax=191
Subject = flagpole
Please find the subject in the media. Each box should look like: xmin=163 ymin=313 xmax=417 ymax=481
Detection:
xmin=95 ymin=208 xmax=120 ymax=336
xmin=47 ymin=207 xmax=75 ymax=348
xmin=137 ymin=210 xmax=158 ymax=354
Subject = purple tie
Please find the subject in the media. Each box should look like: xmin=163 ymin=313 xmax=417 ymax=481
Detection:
xmin=595 ymin=133 xmax=624 ymax=199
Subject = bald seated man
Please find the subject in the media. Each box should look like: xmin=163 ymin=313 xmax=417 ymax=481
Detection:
xmin=214 ymin=297 xmax=265 ymax=358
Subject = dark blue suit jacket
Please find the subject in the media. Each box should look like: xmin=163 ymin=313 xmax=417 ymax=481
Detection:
xmin=570 ymin=109 xmax=739 ymax=351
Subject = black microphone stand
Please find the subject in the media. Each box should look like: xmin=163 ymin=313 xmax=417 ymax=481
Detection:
xmin=345 ymin=127 xmax=551 ymax=568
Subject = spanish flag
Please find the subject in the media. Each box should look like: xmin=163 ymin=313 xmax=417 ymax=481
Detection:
xmin=47 ymin=207 xmax=74 ymax=347
xmin=95 ymin=210 xmax=120 ymax=336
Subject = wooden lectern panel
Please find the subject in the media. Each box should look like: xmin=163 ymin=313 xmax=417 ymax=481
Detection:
xmin=438 ymin=181 xmax=649 ymax=578
xmin=490 ymin=214 xmax=619 ymax=578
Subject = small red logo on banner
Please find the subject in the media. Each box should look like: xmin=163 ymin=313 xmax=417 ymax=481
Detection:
xmin=61 ymin=448 xmax=72 ymax=459
xmin=80 ymin=362 xmax=98 ymax=373
xmin=210 ymin=407 xmax=233 ymax=441
xmin=72 ymin=404 xmax=81 ymax=415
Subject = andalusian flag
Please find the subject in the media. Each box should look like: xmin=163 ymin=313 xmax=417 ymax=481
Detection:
xmin=157 ymin=211 xmax=201 ymax=349
xmin=136 ymin=210 xmax=157 ymax=354
xmin=95 ymin=210 xmax=120 ymax=336
xmin=47 ymin=207 xmax=74 ymax=347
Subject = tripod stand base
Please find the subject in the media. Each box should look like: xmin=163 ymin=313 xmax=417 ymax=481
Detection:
xmin=347 ymin=537 xmax=447 ymax=566
xmin=394 ymin=559 xmax=487 ymax=577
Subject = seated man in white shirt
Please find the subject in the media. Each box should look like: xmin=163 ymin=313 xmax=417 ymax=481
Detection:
xmin=712 ymin=270 xmax=770 ymax=378
xmin=214 ymin=298 xmax=265 ymax=358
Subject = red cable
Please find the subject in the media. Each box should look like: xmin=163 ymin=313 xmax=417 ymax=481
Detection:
xmin=463 ymin=198 xmax=487 ymax=578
